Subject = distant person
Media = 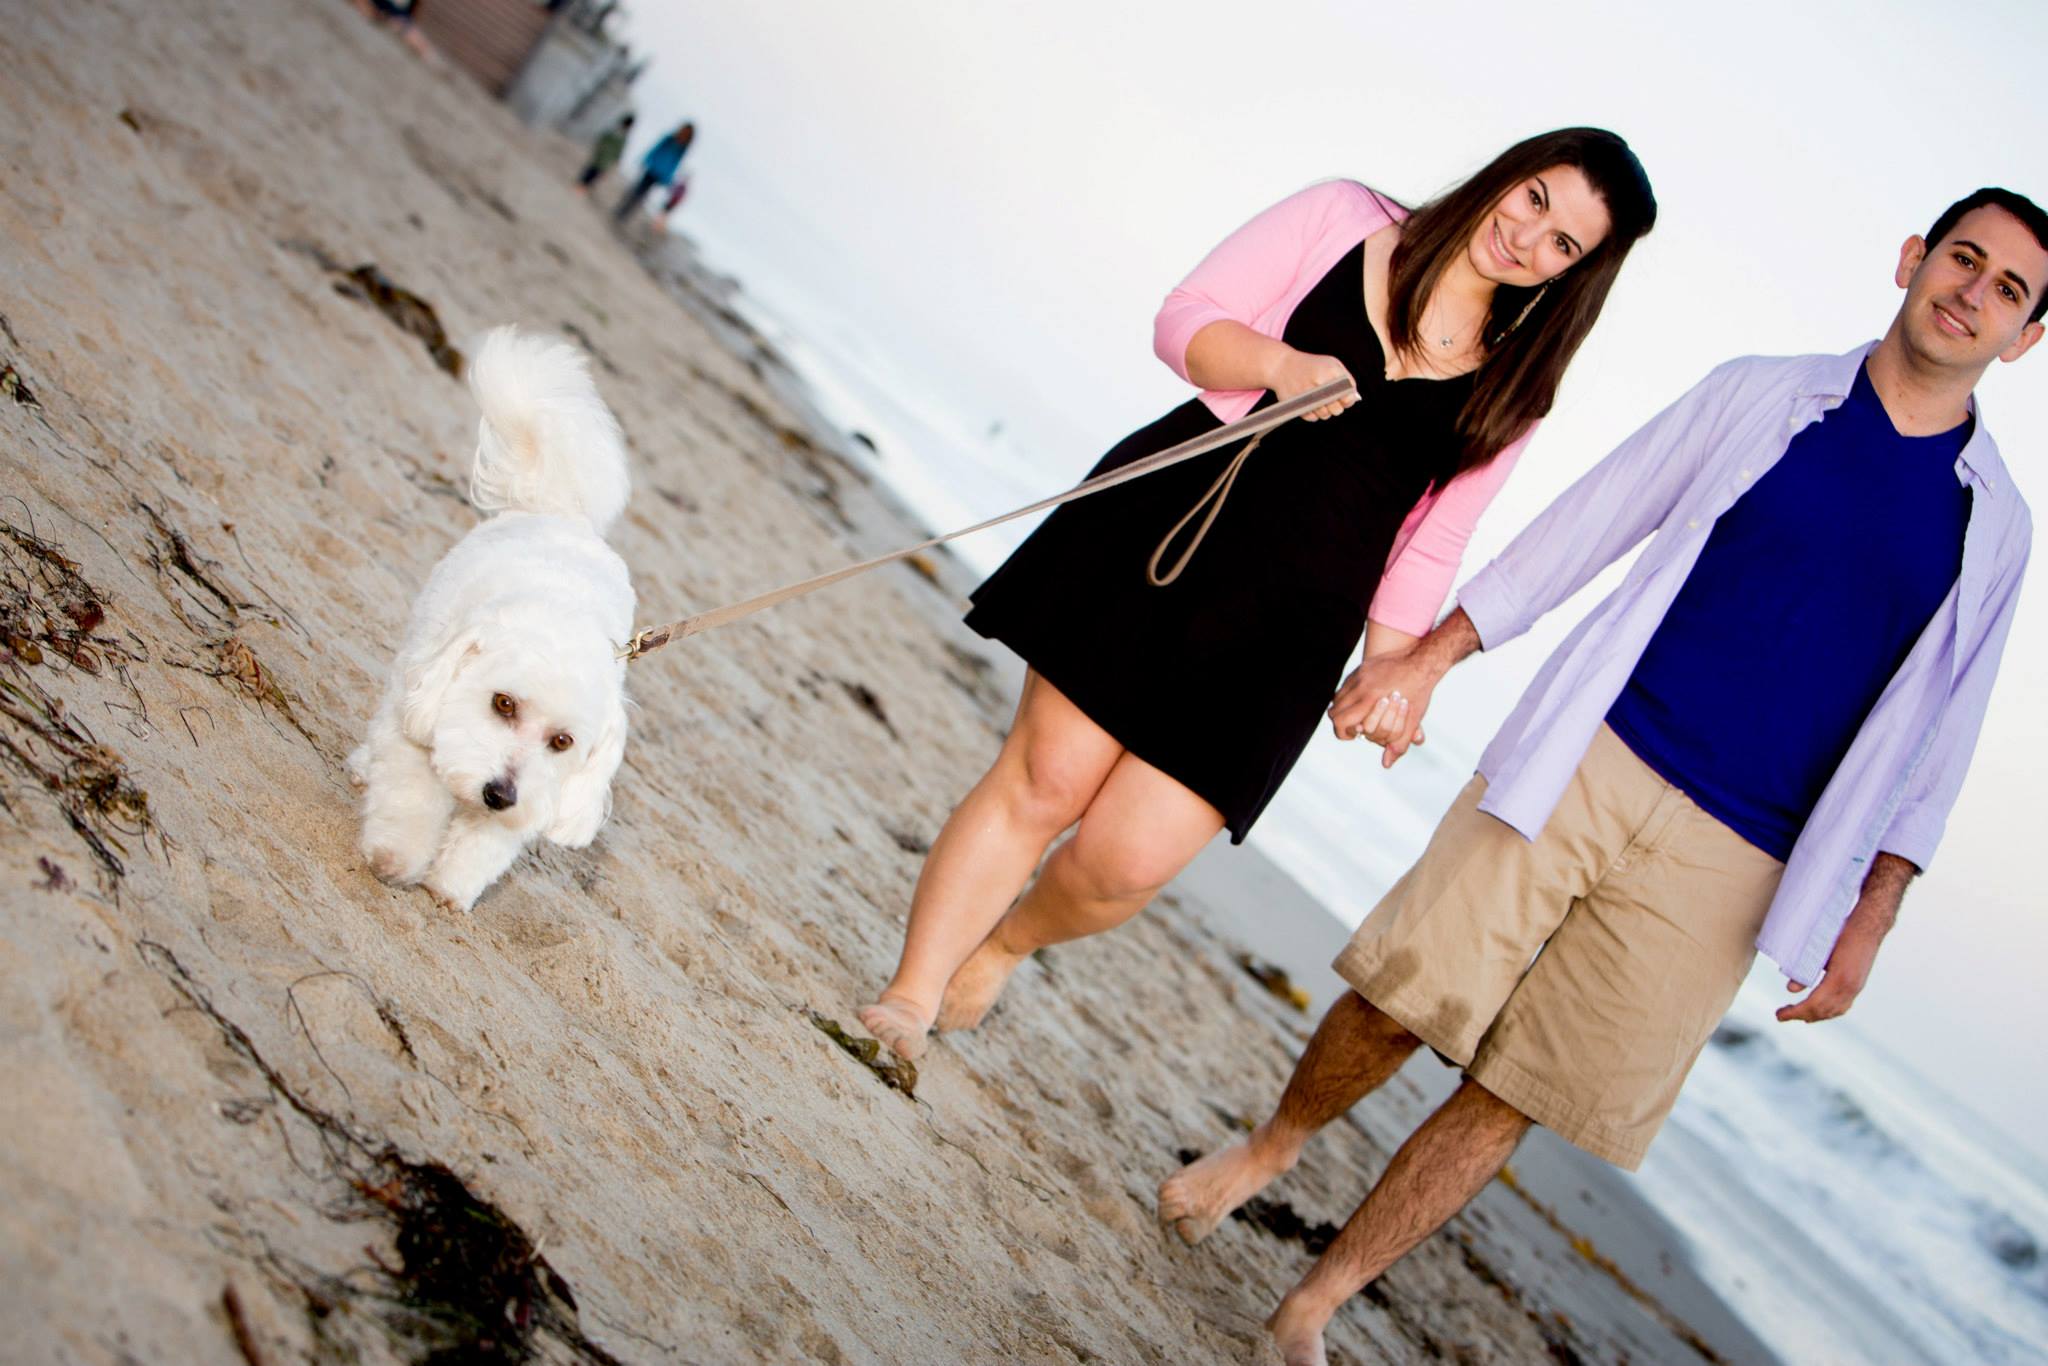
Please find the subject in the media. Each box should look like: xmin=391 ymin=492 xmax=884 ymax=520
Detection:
xmin=857 ymin=130 xmax=1658 ymax=1064
xmin=575 ymin=113 xmax=635 ymax=196
xmin=614 ymin=121 xmax=694 ymax=223
xmin=1163 ymin=188 xmax=2044 ymax=1366
xmin=348 ymin=0 xmax=434 ymax=61
xmin=654 ymin=175 xmax=690 ymax=230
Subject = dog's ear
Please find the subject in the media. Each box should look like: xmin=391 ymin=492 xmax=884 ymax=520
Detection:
xmin=546 ymin=703 xmax=626 ymax=848
xmin=399 ymin=624 xmax=485 ymax=747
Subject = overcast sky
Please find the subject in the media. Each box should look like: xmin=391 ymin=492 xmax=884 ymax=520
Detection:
xmin=618 ymin=0 xmax=2048 ymax=1160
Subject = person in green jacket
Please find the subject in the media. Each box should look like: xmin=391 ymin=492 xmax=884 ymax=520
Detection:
xmin=575 ymin=113 xmax=635 ymax=195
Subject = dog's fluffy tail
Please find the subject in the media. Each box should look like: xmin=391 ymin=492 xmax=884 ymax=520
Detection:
xmin=467 ymin=326 xmax=629 ymax=535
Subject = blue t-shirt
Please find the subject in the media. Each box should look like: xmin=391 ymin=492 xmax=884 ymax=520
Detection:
xmin=1606 ymin=363 xmax=1971 ymax=860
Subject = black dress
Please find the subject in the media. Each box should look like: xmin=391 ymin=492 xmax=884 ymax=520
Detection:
xmin=965 ymin=241 xmax=1474 ymax=841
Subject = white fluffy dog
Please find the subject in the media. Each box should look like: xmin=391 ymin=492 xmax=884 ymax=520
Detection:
xmin=350 ymin=327 xmax=634 ymax=911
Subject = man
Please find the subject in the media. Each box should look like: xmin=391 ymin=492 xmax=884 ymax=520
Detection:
xmin=1158 ymin=189 xmax=2044 ymax=1366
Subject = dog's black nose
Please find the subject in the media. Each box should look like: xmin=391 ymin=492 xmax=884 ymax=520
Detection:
xmin=482 ymin=777 xmax=517 ymax=811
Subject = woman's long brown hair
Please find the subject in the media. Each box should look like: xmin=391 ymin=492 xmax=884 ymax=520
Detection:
xmin=1381 ymin=128 xmax=1657 ymax=473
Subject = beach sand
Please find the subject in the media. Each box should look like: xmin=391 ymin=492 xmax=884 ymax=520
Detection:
xmin=1 ymin=1 xmax=1774 ymax=1361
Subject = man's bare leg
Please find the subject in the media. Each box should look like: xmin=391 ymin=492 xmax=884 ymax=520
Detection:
xmin=936 ymin=750 xmax=1223 ymax=1030
xmin=857 ymin=674 xmax=1120 ymax=1060
xmin=1158 ymin=991 xmax=1420 ymax=1242
xmin=1266 ymin=1078 xmax=1531 ymax=1366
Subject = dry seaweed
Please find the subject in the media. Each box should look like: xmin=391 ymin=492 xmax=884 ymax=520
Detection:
xmin=221 ymin=1284 xmax=266 ymax=1366
xmin=557 ymin=321 xmax=622 ymax=378
xmin=33 ymin=855 xmax=72 ymax=892
xmin=136 ymin=499 xmax=275 ymax=635
xmin=805 ymin=1009 xmax=918 ymax=1100
xmin=882 ymin=823 xmax=929 ymax=856
xmin=1235 ymin=953 xmax=1311 ymax=1013
xmin=1237 ymin=1193 xmax=1341 ymax=1255
xmin=1 ymin=517 xmax=130 ymax=673
xmin=1492 ymin=1165 xmax=1725 ymax=1364
xmin=198 ymin=634 xmax=322 ymax=749
xmin=1176 ymin=1148 xmax=1339 ymax=1253
xmin=332 ymin=265 xmax=464 ymax=378
xmin=837 ymin=679 xmax=899 ymax=740
xmin=0 ymin=517 xmax=156 ymax=876
xmin=140 ymin=942 xmax=624 ymax=1365
xmin=277 ymin=237 xmax=463 ymax=378
xmin=0 ymin=656 xmax=153 ymax=878
xmin=939 ymin=642 xmax=1005 ymax=715
xmin=2 ymin=363 xmax=37 ymax=408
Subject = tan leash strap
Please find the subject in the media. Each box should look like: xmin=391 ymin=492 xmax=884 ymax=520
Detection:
xmin=620 ymin=377 xmax=1354 ymax=661
xmin=1146 ymin=432 xmax=1262 ymax=586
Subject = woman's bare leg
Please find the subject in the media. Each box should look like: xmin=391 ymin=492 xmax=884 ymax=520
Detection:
xmin=936 ymin=749 xmax=1225 ymax=1030
xmin=858 ymin=673 xmax=1122 ymax=1059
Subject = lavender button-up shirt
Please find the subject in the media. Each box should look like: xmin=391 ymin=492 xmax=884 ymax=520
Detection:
xmin=1457 ymin=343 xmax=2032 ymax=985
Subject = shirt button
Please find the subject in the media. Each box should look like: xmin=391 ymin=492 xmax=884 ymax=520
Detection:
xmin=1738 ymin=468 xmax=1752 ymax=479
xmin=1687 ymin=518 xmax=1700 ymax=529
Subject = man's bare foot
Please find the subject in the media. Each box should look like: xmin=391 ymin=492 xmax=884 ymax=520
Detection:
xmin=1157 ymin=1129 xmax=1298 ymax=1243
xmin=934 ymin=935 xmax=1028 ymax=1031
xmin=1265 ymin=1290 xmax=1338 ymax=1366
xmin=857 ymin=996 xmax=933 ymax=1061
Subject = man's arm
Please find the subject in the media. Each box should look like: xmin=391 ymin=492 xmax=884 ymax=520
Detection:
xmin=1453 ymin=360 xmax=1742 ymax=654
xmin=1779 ymin=516 xmax=2030 ymax=1021
xmin=1775 ymin=853 xmax=1916 ymax=1023
xmin=1331 ymin=361 xmax=1747 ymax=765
xmin=1873 ymin=527 xmax=2031 ymax=870
xmin=1328 ymin=608 xmax=1482 ymax=767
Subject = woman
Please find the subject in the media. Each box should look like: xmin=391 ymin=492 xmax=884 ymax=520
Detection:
xmin=860 ymin=129 xmax=1657 ymax=1061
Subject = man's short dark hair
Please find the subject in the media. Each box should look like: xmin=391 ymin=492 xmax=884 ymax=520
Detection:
xmin=1926 ymin=188 xmax=2048 ymax=323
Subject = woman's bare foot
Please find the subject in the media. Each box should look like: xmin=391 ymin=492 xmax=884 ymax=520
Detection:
xmin=933 ymin=934 xmax=1029 ymax=1031
xmin=856 ymin=995 xmax=934 ymax=1061
xmin=1157 ymin=1128 xmax=1299 ymax=1243
xmin=1265 ymin=1290 xmax=1338 ymax=1366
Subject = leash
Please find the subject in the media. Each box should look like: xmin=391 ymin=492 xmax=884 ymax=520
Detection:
xmin=618 ymin=377 xmax=1356 ymax=661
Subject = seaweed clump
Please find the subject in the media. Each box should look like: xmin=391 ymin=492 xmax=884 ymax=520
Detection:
xmin=141 ymin=942 xmax=624 ymax=1365
xmin=0 ymin=519 xmax=153 ymax=876
xmin=356 ymin=1161 xmax=612 ymax=1365
xmin=278 ymin=239 xmax=463 ymax=378
xmin=1235 ymin=953 xmax=1312 ymax=1013
xmin=807 ymin=1009 xmax=918 ymax=1100
xmin=333 ymin=264 xmax=465 ymax=379
xmin=1175 ymin=1147 xmax=1337 ymax=1253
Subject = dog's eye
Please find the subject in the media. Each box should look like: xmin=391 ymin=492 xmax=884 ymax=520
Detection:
xmin=548 ymin=732 xmax=574 ymax=753
xmin=492 ymin=693 xmax=516 ymax=719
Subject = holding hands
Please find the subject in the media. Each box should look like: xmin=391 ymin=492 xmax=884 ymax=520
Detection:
xmin=1329 ymin=652 xmax=1438 ymax=768
xmin=1328 ymin=609 xmax=1484 ymax=768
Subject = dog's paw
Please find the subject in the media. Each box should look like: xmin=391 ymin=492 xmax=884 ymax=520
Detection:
xmin=344 ymin=746 xmax=370 ymax=791
xmin=422 ymin=879 xmax=476 ymax=914
xmin=366 ymin=844 xmax=428 ymax=885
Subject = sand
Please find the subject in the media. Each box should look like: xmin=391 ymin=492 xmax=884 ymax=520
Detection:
xmin=0 ymin=1 xmax=1775 ymax=1361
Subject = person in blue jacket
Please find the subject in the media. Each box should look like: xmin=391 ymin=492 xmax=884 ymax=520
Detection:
xmin=614 ymin=121 xmax=695 ymax=223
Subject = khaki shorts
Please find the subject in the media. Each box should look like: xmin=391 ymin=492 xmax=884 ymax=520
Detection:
xmin=1333 ymin=724 xmax=1784 ymax=1170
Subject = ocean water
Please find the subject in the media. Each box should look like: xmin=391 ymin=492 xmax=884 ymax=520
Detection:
xmin=659 ymin=228 xmax=2048 ymax=1366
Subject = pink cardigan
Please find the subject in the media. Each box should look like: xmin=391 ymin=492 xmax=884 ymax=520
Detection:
xmin=1151 ymin=179 xmax=1533 ymax=637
